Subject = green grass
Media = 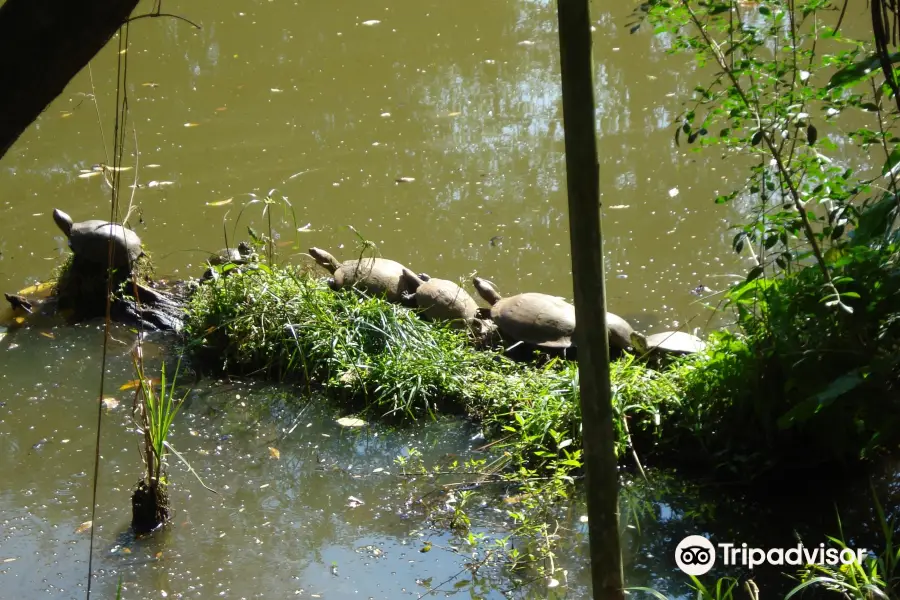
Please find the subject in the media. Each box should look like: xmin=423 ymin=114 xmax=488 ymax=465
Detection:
xmin=183 ymin=265 xmax=687 ymax=471
xmin=182 ymin=259 xmax=900 ymax=481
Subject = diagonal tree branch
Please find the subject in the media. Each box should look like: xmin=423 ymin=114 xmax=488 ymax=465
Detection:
xmin=0 ymin=0 xmax=140 ymax=160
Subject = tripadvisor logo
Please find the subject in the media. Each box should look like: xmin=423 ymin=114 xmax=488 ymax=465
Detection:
xmin=675 ymin=535 xmax=868 ymax=576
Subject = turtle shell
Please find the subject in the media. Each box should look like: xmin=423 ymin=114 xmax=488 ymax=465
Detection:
xmin=54 ymin=209 xmax=143 ymax=267
xmin=69 ymin=220 xmax=143 ymax=267
xmin=606 ymin=313 xmax=636 ymax=350
xmin=403 ymin=270 xmax=479 ymax=324
xmin=490 ymin=292 xmax=576 ymax=349
xmin=644 ymin=331 xmax=705 ymax=355
xmin=333 ymin=257 xmax=409 ymax=302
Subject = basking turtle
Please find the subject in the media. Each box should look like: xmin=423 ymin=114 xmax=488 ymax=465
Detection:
xmin=309 ymin=247 xmax=411 ymax=303
xmin=606 ymin=312 xmax=639 ymax=352
xmin=401 ymin=269 xmax=480 ymax=327
xmin=472 ymin=277 xmax=637 ymax=352
xmin=53 ymin=209 xmax=143 ymax=267
xmin=472 ymin=277 xmax=575 ymax=349
xmin=630 ymin=330 xmax=706 ymax=357
xmin=202 ymin=242 xmax=257 ymax=281
xmin=207 ymin=241 xmax=253 ymax=266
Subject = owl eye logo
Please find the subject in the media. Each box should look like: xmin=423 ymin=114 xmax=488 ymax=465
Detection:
xmin=679 ymin=546 xmax=712 ymax=565
xmin=675 ymin=536 xmax=716 ymax=576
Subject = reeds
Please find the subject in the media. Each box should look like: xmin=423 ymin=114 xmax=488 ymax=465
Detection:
xmin=130 ymin=354 xmax=186 ymax=534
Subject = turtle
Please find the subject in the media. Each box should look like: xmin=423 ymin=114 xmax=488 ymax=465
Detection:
xmin=472 ymin=277 xmax=576 ymax=349
xmin=630 ymin=330 xmax=706 ymax=357
xmin=400 ymin=269 xmax=480 ymax=327
xmin=202 ymin=242 xmax=257 ymax=281
xmin=52 ymin=208 xmax=143 ymax=267
xmin=309 ymin=247 xmax=411 ymax=303
xmin=472 ymin=277 xmax=638 ymax=353
xmin=207 ymin=241 xmax=254 ymax=266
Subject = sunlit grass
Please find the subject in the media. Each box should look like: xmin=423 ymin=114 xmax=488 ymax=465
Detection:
xmin=183 ymin=265 xmax=688 ymax=471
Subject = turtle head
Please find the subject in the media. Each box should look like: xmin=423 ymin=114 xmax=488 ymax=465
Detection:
xmin=472 ymin=277 xmax=502 ymax=306
xmin=52 ymin=209 xmax=74 ymax=238
xmin=325 ymin=277 xmax=340 ymax=292
xmin=400 ymin=268 xmax=423 ymax=291
xmin=417 ymin=272 xmax=432 ymax=282
xmin=309 ymin=247 xmax=339 ymax=273
xmin=630 ymin=331 xmax=649 ymax=354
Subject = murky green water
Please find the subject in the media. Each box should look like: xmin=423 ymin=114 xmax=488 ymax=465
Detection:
xmin=0 ymin=0 xmax=888 ymax=598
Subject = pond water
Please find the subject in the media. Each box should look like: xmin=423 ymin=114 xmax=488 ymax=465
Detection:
xmin=0 ymin=0 xmax=891 ymax=598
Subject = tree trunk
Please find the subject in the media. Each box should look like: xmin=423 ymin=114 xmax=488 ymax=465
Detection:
xmin=556 ymin=0 xmax=625 ymax=598
xmin=0 ymin=0 xmax=139 ymax=160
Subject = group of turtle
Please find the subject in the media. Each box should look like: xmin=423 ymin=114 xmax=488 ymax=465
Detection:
xmin=308 ymin=247 xmax=706 ymax=358
xmin=11 ymin=209 xmax=705 ymax=356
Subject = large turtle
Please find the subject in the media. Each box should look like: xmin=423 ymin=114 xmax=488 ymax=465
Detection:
xmin=630 ymin=330 xmax=706 ymax=357
xmin=53 ymin=209 xmax=143 ymax=267
xmin=472 ymin=277 xmax=638 ymax=352
xmin=401 ymin=269 xmax=480 ymax=327
xmin=309 ymin=247 xmax=411 ymax=303
xmin=472 ymin=277 xmax=576 ymax=349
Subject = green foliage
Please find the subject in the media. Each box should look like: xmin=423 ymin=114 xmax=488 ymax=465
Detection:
xmin=133 ymin=356 xmax=187 ymax=488
xmin=637 ymin=0 xmax=900 ymax=475
xmin=790 ymin=488 xmax=899 ymax=600
xmin=184 ymin=266 xmax=691 ymax=473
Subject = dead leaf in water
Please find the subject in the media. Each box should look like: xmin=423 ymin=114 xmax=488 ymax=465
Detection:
xmin=446 ymin=111 xmax=461 ymax=117
xmin=102 ymin=397 xmax=120 ymax=410
xmin=39 ymin=332 xmax=54 ymax=339
xmin=215 ymin=107 xmax=227 ymax=112
xmin=336 ymin=417 xmax=366 ymax=428
xmin=361 ymin=19 xmax=381 ymax=25
xmin=142 ymin=82 xmax=159 ymax=88
xmin=119 ymin=378 xmax=160 ymax=391
xmin=77 ymin=172 xmax=102 ymax=179
xmin=183 ymin=122 xmax=199 ymax=128
xmin=608 ymin=204 xmax=630 ymax=209
xmin=268 ymin=447 xmax=280 ymax=460
xmin=206 ymin=198 xmax=233 ymax=207
xmin=75 ymin=521 xmax=92 ymax=534
xmin=60 ymin=111 xmax=73 ymax=118
xmin=14 ymin=316 xmax=24 ymax=324
xmin=395 ymin=177 xmax=415 ymax=184
xmin=347 ymin=496 xmax=365 ymax=508
xmin=2 ymin=558 xmax=16 ymax=563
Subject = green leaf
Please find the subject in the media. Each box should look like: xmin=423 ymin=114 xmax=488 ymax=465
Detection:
xmin=777 ymin=371 xmax=865 ymax=428
xmin=745 ymin=265 xmax=765 ymax=282
xmin=882 ymin=145 xmax=900 ymax=177
xmin=827 ymin=52 xmax=900 ymax=90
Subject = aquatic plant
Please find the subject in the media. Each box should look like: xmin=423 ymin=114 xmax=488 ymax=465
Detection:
xmin=130 ymin=354 xmax=186 ymax=533
xmin=790 ymin=488 xmax=900 ymax=600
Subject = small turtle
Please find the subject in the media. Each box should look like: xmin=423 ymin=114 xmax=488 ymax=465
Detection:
xmin=630 ymin=330 xmax=706 ymax=357
xmin=207 ymin=241 xmax=253 ymax=266
xmin=401 ymin=269 xmax=480 ymax=327
xmin=472 ymin=277 xmax=575 ymax=349
xmin=53 ymin=209 xmax=143 ymax=267
xmin=309 ymin=247 xmax=411 ymax=303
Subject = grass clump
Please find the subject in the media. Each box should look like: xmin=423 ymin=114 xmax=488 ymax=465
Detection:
xmin=183 ymin=265 xmax=684 ymax=472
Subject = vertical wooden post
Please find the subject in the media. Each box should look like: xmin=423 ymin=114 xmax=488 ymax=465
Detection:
xmin=556 ymin=1 xmax=625 ymax=598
